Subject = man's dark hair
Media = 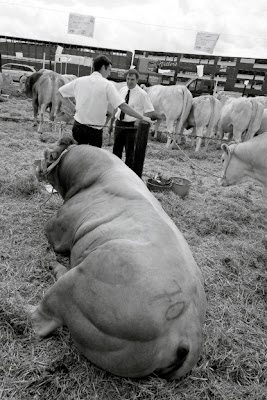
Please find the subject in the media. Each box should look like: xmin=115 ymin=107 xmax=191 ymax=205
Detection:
xmin=126 ymin=69 xmax=139 ymax=80
xmin=93 ymin=55 xmax=112 ymax=72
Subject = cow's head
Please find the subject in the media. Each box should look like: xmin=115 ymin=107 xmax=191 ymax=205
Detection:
xmin=18 ymin=74 xmax=30 ymax=94
xmin=19 ymin=71 xmax=44 ymax=96
xmin=218 ymin=142 xmax=245 ymax=187
xmin=34 ymin=136 xmax=77 ymax=182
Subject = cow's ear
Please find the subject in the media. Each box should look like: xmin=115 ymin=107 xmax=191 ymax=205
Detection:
xmin=221 ymin=143 xmax=230 ymax=155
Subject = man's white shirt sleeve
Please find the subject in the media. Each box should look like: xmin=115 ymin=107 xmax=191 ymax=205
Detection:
xmin=58 ymin=80 xmax=76 ymax=97
xmin=106 ymin=83 xmax=125 ymax=109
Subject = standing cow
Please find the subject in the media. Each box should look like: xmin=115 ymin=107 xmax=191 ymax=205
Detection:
xmin=141 ymin=85 xmax=193 ymax=149
xmin=0 ymin=72 xmax=13 ymax=93
xmin=32 ymin=136 xmax=206 ymax=380
xmin=216 ymin=93 xmax=263 ymax=143
xmin=19 ymin=70 xmax=65 ymax=134
xmin=186 ymin=95 xmax=222 ymax=152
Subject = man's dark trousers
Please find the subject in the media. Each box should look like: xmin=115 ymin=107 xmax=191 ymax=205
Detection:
xmin=113 ymin=120 xmax=137 ymax=169
xmin=72 ymin=119 xmax=103 ymax=147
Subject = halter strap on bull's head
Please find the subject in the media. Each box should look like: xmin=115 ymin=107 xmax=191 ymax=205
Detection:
xmin=35 ymin=136 xmax=77 ymax=181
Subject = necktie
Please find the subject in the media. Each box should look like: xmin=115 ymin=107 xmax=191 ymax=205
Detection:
xmin=119 ymin=89 xmax=130 ymax=121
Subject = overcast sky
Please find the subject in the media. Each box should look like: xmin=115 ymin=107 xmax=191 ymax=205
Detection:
xmin=0 ymin=0 xmax=267 ymax=59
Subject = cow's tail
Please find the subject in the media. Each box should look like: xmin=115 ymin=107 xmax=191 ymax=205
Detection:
xmin=50 ymin=74 xmax=63 ymax=120
xmin=175 ymin=86 xmax=193 ymax=136
xmin=243 ymin=99 xmax=263 ymax=141
xmin=206 ymin=96 xmax=217 ymax=137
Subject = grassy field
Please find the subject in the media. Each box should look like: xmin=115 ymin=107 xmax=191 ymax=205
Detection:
xmin=0 ymin=95 xmax=266 ymax=400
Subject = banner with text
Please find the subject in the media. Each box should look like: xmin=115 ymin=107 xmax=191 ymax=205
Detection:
xmin=194 ymin=31 xmax=220 ymax=54
xmin=68 ymin=13 xmax=95 ymax=38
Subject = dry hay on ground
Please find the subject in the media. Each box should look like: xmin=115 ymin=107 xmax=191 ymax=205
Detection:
xmin=0 ymin=96 xmax=266 ymax=400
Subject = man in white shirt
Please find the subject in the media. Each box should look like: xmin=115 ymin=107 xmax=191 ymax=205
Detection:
xmin=113 ymin=69 xmax=155 ymax=169
xmin=57 ymin=55 xmax=151 ymax=148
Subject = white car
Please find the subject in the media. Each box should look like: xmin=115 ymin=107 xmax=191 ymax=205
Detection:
xmin=1 ymin=63 xmax=36 ymax=82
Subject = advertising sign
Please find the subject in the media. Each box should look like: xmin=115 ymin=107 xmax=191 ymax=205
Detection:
xmin=68 ymin=13 xmax=95 ymax=38
xmin=194 ymin=32 xmax=220 ymax=54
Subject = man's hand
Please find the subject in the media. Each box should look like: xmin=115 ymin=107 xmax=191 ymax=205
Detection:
xmin=142 ymin=116 xmax=152 ymax=124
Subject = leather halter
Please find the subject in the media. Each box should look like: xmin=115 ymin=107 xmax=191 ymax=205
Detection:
xmin=43 ymin=144 xmax=77 ymax=177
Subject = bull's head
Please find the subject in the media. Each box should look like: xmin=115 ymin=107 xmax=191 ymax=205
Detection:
xmin=34 ymin=136 xmax=77 ymax=182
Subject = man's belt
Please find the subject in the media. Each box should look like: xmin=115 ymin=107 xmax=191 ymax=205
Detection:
xmin=115 ymin=120 xmax=136 ymax=127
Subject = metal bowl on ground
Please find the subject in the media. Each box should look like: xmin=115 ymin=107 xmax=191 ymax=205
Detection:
xmin=170 ymin=176 xmax=191 ymax=198
xmin=147 ymin=177 xmax=172 ymax=192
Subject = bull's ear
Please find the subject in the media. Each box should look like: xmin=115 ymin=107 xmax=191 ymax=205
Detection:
xmin=221 ymin=143 xmax=230 ymax=154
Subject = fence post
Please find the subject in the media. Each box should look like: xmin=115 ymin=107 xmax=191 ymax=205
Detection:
xmin=132 ymin=121 xmax=150 ymax=178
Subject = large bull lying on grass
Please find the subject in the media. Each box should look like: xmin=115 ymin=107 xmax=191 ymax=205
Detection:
xmin=33 ymin=136 xmax=206 ymax=380
xmin=19 ymin=70 xmax=65 ymax=134
xmin=219 ymin=132 xmax=267 ymax=195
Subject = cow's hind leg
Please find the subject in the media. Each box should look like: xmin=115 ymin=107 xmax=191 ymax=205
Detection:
xmin=32 ymin=96 xmax=38 ymax=128
xmin=37 ymin=104 xmax=46 ymax=134
xmin=50 ymin=101 xmax=61 ymax=132
xmin=153 ymin=119 xmax=161 ymax=140
xmin=195 ymin=127 xmax=205 ymax=152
